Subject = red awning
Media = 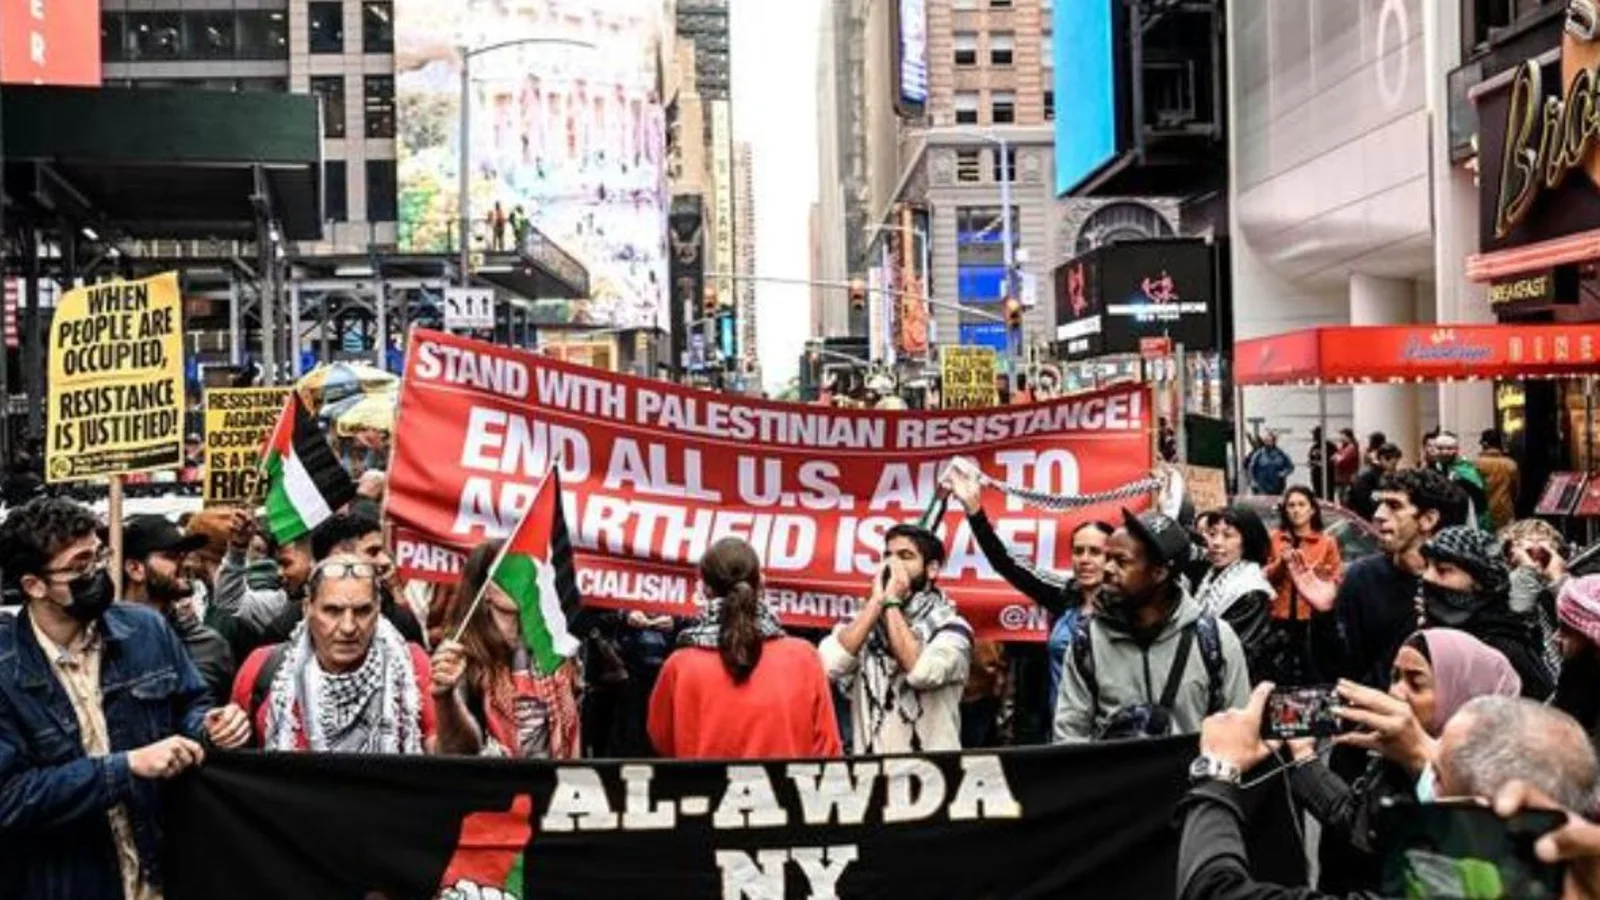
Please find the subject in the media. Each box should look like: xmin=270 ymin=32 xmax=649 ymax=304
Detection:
xmin=1234 ymin=324 xmax=1600 ymax=386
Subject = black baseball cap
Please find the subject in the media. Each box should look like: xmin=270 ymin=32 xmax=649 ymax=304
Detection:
xmin=1121 ymin=508 xmax=1191 ymax=569
xmin=122 ymin=514 xmax=207 ymax=561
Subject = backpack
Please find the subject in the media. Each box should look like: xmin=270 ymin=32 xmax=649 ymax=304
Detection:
xmin=1070 ymin=610 xmax=1226 ymax=738
xmin=246 ymin=643 xmax=291 ymax=725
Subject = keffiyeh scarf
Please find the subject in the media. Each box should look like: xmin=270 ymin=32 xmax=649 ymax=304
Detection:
xmin=263 ymin=616 xmax=424 ymax=754
xmin=859 ymin=586 xmax=969 ymax=753
xmin=677 ymin=595 xmax=786 ymax=649
xmin=1195 ymin=561 xmax=1274 ymax=618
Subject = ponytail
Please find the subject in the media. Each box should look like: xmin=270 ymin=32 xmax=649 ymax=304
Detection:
xmin=719 ymin=581 xmax=764 ymax=683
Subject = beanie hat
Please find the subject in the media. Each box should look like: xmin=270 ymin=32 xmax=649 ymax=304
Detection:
xmin=1421 ymin=526 xmax=1509 ymax=596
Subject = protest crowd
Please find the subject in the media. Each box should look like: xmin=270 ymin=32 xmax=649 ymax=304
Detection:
xmin=12 ymin=341 xmax=1600 ymax=900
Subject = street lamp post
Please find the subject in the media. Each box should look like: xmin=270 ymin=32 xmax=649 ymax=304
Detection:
xmin=457 ymin=37 xmax=595 ymax=288
xmin=939 ymin=128 xmax=1021 ymax=389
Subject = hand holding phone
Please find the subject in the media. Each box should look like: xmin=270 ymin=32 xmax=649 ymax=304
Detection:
xmin=1260 ymin=686 xmax=1350 ymax=740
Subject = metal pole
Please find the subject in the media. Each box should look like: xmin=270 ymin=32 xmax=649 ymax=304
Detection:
xmin=997 ymin=136 xmax=1021 ymax=394
xmin=457 ymin=46 xmax=472 ymax=288
xmin=23 ymin=227 xmax=41 ymax=444
xmin=228 ymin=272 xmax=243 ymax=367
xmin=375 ymin=276 xmax=388 ymax=370
xmin=1175 ymin=343 xmax=1188 ymax=462
xmin=1234 ymin=383 xmax=1247 ymax=494
xmin=1317 ymin=381 xmax=1330 ymax=501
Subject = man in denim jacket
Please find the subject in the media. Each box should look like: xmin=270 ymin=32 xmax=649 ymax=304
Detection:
xmin=0 ymin=497 xmax=251 ymax=899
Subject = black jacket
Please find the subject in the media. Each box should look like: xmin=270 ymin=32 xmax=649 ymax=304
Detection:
xmin=171 ymin=611 xmax=236 ymax=706
xmin=1347 ymin=467 xmax=1383 ymax=522
xmin=1442 ymin=604 xmax=1555 ymax=701
xmin=1288 ymin=756 xmax=1416 ymax=892
xmin=1179 ymin=781 xmax=1378 ymax=900
xmin=969 ymin=509 xmax=1084 ymax=624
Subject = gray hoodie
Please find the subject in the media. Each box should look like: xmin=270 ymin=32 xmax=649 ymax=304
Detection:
xmin=1053 ymin=585 xmax=1251 ymax=743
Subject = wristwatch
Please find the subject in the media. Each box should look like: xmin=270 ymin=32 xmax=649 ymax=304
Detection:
xmin=1188 ymin=754 xmax=1242 ymax=785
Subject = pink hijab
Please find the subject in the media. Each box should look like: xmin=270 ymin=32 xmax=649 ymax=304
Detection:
xmin=1410 ymin=628 xmax=1522 ymax=735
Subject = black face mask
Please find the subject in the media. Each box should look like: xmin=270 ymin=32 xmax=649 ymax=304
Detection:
xmin=62 ymin=569 xmax=115 ymax=624
xmin=1421 ymin=579 xmax=1487 ymax=627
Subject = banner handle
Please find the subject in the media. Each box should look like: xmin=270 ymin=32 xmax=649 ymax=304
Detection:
xmin=108 ymin=475 xmax=124 ymax=598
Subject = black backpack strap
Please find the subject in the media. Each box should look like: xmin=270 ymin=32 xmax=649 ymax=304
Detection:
xmin=1069 ymin=612 xmax=1097 ymax=708
xmin=1194 ymin=613 xmax=1227 ymax=713
xmin=248 ymin=643 xmax=290 ymax=724
xmin=1158 ymin=622 xmax=1199 ymax=711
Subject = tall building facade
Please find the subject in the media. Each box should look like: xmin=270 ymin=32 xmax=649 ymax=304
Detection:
xmin=734 ymin=141 xmax=758 ymax=371
xmin=814 ymin=0 xmax=870 ymax=338
xmin=854 ymin=0 xmax=1061 ymax=361
xmin=100 ymin=0 xmax=399 ymax=254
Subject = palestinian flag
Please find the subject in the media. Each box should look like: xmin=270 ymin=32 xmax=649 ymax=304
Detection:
xmin=260 ymin=390 xmax=355 ymax=544
xmin=484 ymin=466 xmax=582 ymax=676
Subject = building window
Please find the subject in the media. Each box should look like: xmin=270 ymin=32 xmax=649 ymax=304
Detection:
xmin=990 ymin=33 xmax=1014 ymax=66
xmin=956 ymin=150 xmax=981 ymax=182
xmin=1044 ymin=89 xmax=1055 ymax=121
xmin=954 ymin=32 xmax=978 ymax=67
xmin=237 ymin=10 xmax=288 ymax=59
xmin=189 ymin=11 xmax=235 ymax=59
xmin=310 ymin=76 xmax=346 ymax=139
xmin=362 ymin=1 xmax=392 ymax=53
xmin=308 ymin=2 xmax=343 ymax=54
xmin=956 ymin=207 xmax=1015 ymax=305
xmin=127 ymin=12 xmax=183 ymax=60
xmin=366 ymin=160 xmax=397 ymax=221
xmin=364 ymin=75 xmax=395 ymax=138
xmin=102 ymin=12 xmax=125 ymax=62
xmin=324 ymin=161 xmax=348 ymax=222
xmin=993 ymin=147 xmax=1017 ymax=182
xmin=991 ymin=90 xmax=1015 ymax=124
xmin=953 ymin=0 xmax=978 ymax=8
xmin=955 ymin=91 xmax=980 ymax=125
xmin=990 ymin=0 xmax=1012 ymax=7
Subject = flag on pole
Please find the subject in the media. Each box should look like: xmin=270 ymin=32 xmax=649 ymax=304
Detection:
xmin=486 ymin=465 xmax=583 ymax=676
xmin=261 ymin=390 xmax=356 ymax=544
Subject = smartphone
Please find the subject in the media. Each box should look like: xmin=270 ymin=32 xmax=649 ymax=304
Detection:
xmin=1378 ymin=798 xmax=1567 ymax=899
xmin=1259 ymin=686 xmax=1349 ymax=740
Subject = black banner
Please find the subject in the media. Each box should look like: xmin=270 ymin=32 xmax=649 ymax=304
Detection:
xmin=163 ymin=740 xmax=1250 ymax=899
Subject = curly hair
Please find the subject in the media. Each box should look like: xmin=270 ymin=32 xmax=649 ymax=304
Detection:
xmin=1378 ymin=467 xmax=1468 ymax=530
xmin=0 ymin=497 xmax=100 ymax=588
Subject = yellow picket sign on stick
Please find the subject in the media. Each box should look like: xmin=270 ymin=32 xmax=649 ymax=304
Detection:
xmin=203 ymin=387 xmax=291 ymax=505
xmin=46 ymin=272 xmax=185 ymax=483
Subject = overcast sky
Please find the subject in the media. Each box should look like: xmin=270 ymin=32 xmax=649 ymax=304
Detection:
xmin=730 ymin=0 xmax=822 ymax=393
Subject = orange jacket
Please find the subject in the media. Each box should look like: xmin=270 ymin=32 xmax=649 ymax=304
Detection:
xmin=1265 ymin=529 xmax=1343 ymax=621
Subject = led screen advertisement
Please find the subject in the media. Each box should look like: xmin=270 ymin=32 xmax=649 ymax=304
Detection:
xmin=1053 ymin=0 xmax=1124 ymax=196
xmin=395 ymin=0 xmax=669 ymax=331
xmin=1053 ymin=240 xmax=1216 ymax=359
xmin=895 ymin=0 xmax=928 ymax=113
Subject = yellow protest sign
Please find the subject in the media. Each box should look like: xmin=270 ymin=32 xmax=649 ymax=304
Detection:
xmin=941 ymin=346 xmax=999 ymax=410
xmin=204 ymin=387 xmax=290 ymax=505
xmin=46 ymin=272 xmax=184 ymax=483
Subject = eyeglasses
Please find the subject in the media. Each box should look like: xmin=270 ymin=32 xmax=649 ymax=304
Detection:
xmin=312 ymin=560 xmax=379 ymax=580
xmin=44 ymin=548 xmax=111 ymax=582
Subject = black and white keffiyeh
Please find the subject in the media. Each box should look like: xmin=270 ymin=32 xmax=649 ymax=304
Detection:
xmin=1195 ymin=560 xmax=1274 ymax=618
xmin=677 ymin=594 xmax=786 ymax=649
xmin=858 ymin=586 xmax=971 ymax=753
xmin=263 ymin=616 xmax=424 ymax=754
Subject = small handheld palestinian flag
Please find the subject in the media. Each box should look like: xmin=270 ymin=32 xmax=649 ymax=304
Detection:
xmin=260 ymin=390 xmax=356 ymax=544
xmin=455 ymin=464 xmax=583 ymax=676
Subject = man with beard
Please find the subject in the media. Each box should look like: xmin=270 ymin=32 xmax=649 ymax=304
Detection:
xmin=820 ymin=524 xmax=973 ymax=753
xmin=1053 ymin=510 xmax=1251 ymax=742
xmin=0 ymin=498 xmax=250 ymax=900
xmin=1420 ymin=525 xmax=1555 ymax=699
xmin=1426 ymin=431 xmax=1489 ymax=531
xmin=1311 ymin=467 xmax=1466 ymax=690
xmin=121 ymin=515 xmax=235 ymax=703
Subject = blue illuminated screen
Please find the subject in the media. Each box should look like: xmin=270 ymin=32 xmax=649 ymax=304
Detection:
xmin=1054 ymin=0 xmax=1118 ymax=195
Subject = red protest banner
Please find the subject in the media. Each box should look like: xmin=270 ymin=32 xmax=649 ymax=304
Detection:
xmin=386 ymin=329 xmax=1154 ymax=641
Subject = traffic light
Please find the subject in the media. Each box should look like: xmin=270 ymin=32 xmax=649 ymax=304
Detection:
xmin=1004 ymin=296 xmax=1023 ymax=330
xmin=702 ymin=283 xmax=718 ymax=318
xmin=849 ymin=279 xmax=867 ymax=312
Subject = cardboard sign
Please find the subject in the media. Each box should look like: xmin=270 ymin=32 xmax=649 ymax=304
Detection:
xmin=203 ymin=387 xmax=291 ymax=505
xmin=46 ymin=272 xmax=184 ymax=482
xmin=940 ymin=346 xmax=999 ymax=410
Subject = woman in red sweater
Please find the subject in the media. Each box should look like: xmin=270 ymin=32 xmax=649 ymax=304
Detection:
xmin=648 ymin=538 xmax=842 ymax=759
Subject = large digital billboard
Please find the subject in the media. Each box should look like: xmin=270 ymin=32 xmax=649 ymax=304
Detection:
xmin=1054 ymin=0 xmax=1121 ymax=196
xmin=395 ymin=0 xmax=668 ymax=331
